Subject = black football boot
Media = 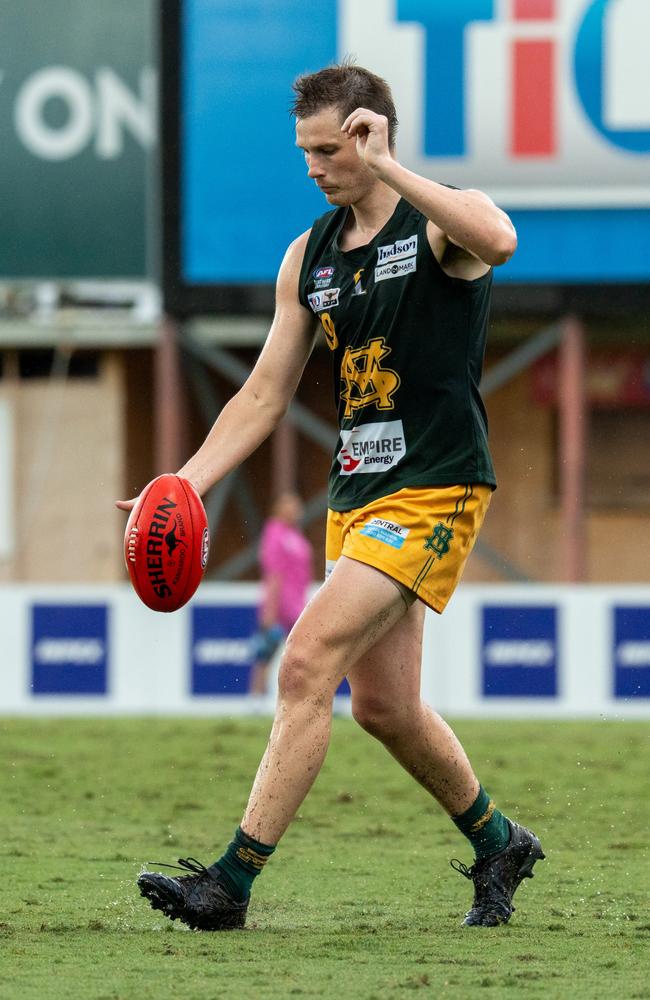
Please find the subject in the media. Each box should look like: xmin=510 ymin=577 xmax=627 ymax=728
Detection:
xmin=137 ymin=857 xmax=248 ymax=930
xmin=451 ymin=819 xmax=545 ymax=926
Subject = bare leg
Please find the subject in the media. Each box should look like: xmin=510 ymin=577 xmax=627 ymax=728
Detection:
xmin=241 ymin=557 xmax=411 ymax=844
xmin=249 ymin=658 xmax=271 ymax=695
xmin=348 ymin=601 xmax=479 ymax=815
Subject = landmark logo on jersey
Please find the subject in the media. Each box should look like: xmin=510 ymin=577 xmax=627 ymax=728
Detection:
xmin=340 ymin=337 xmax=400 ymax=418
xmin=337 ymin=419 xmax=406 ymax=476
xmin=375 ymin=256 xmax=418 ymax=283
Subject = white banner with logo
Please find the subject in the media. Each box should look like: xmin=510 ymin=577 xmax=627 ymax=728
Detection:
xmin=0 ymin=583 xmax=649 ymax=717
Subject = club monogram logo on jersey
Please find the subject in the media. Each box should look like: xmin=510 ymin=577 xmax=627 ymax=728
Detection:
xmin=340 ymin=337 xmax=400 ymax=419
xmin=423 ymin=523 xmax=454 ymax=560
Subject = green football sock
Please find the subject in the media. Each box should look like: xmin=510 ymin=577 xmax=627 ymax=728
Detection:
xmin=211 ymin=826 xmax=276 ymax=902
xmin=452 ymin=786 xmax=511 ymax=861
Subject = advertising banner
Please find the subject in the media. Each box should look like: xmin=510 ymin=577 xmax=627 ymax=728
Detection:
xmin=172 ymin=0 xmax=650 ymax=302
xmin=192 ymin=604 xmax=257 ymax=695
xmin=1 ymin=583 xmax=648 ymax=716
xmin=0 ymin=0 xmax=156 ymax=278
xmin=613 ymin=606 xmax=650 ymax=698
xmin=482 ymin=605 xmax=558 ymax=697
xmin=31 ymin=604 xmax=108 ymax=696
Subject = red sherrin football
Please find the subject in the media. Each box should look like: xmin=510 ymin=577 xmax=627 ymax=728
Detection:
xmin=124 ymin=474 xmax=209 ymax=612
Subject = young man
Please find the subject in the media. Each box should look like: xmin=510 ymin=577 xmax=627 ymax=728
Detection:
xmin=119 ymin=64 xmax=544 ymax=930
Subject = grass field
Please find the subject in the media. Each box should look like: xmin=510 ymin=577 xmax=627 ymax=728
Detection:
xmin=2 ymin=717 xmax=649 ymax=1000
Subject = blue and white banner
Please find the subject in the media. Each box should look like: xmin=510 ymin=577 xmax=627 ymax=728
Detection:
xmin=613 ymin=606 xmax=650 ymax=698
xmin=191 ymin=604 xmax=257 ymax=695
xmin=31 ymin=604 xmax=108 ymax=696
xmin=1 ymin=583 xmax=649 ymax=716
xmin=482 ymin=605 xmax=557 ymax=697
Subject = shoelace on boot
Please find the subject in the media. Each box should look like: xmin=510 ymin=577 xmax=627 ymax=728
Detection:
xmin=450 ymin=856 xmax=512 ymax=917
xmin=147 ymin=857 xmax=213 ymax=879
xmin=450 ymin=859 xmax=474 ymax=880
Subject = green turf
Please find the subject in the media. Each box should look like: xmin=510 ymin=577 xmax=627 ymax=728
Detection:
xmin=1 ymin=717 xmax=649 ymax=1000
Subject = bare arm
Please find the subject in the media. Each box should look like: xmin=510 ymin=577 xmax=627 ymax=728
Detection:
xmin=116 ymin=231 xmax=316 ymax=507
xmin=341 ymin=108 xmax=517 ymax=268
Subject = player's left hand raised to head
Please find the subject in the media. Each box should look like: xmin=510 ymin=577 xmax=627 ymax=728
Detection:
xmin=341 ymin=107 xmax=391 ymax=172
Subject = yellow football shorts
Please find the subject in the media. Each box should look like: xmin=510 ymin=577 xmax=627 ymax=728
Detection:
xmin=325 ymin=484 xmax=492 ymax=614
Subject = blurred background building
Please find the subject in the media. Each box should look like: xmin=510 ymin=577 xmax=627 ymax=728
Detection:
xmin=1 ymin=0 xmax=649 ymax=712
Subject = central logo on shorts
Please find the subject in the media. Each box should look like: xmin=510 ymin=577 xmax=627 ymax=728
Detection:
xmin=340 ymin=337 xmax=400 ymax=418
xmin=424 ymin=523 xmax=454 ymax=559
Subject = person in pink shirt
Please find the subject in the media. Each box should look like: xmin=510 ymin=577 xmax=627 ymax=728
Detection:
xmin=249 ymin=492 xmax=313 ymax=695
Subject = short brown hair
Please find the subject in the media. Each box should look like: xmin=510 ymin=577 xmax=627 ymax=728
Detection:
xmin=291 ymin=62 xmax=398 ymax=148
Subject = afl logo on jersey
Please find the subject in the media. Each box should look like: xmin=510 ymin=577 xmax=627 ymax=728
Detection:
xmin=313 ymin=265 xmax=335 ymax=290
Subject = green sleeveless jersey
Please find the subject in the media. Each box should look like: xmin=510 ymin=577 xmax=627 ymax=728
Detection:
xmin=298 ymin=197 xmax=497 ymax=512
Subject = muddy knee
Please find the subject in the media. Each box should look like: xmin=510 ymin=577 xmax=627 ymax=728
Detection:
xmin=277 ymin=640 xmax=341 ymax=703
xmin=351 ymin=693 xmax=414 ymax=742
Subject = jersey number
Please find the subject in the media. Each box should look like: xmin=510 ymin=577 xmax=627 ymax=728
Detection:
xmin=320 ymin=312 xmax=338 ymax=351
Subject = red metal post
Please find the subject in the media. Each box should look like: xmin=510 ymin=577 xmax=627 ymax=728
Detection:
xmin=558 ymin=315 xmax=588 ymax=581
xmin=154 ymin=315 xmax=187 ymax=474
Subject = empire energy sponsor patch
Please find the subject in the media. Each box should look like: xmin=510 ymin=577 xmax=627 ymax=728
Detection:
xmin=360 ymin=517 xmax=410 ymax=549
xmin=337 ymin=420 xmax=406 ymax=476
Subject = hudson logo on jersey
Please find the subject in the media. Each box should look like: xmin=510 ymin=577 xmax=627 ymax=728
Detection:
xmin=374 ymin=234 xmax=418 ymax=282
xmin=377 ymin=235 xmax=418 ymax=263
xmin=337 ymin=419 xmax=406 ymax=476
